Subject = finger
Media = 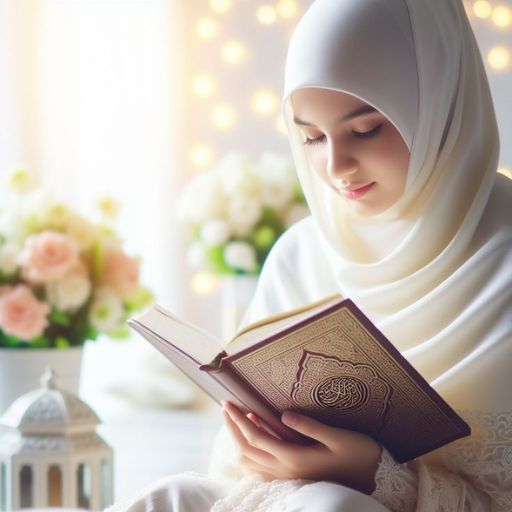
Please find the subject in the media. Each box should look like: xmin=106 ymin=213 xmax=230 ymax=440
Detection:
xmin=223 ymin=409 xmax=278 ymax=467
xmin=281 ymin=411 xmax=340 ymax=449
xmin=223 ymin=402 xmax=293 ymax=457
xmin=247 ymin=412 xmax=263 ymax=429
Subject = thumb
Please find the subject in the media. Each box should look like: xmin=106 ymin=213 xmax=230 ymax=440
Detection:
xmin=281 ymin=410 xmax=340 ymax=447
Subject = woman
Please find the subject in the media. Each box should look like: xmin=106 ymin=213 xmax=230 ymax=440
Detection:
xmin=109 ymin=0 xmax=512 ymax=509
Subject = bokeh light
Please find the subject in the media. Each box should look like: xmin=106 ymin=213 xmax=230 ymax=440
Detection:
xmin=211 ymin=103 xmax=237 ymax=129
xmin=191 ymin=271 xmax=219 ymax=295
xmin=195 ymin=17 xmax=218 ymax=39
xmin=487 ymin=46 xmax=511 ymax=70
xmin=257 ymin=5 xmax=278 ymax=25
xmin=221 ymin=41 xmax=247 ymax=64
xmin=190 ymin=144 xmax=215 ymax=168
xmin=491 ymin=5 xmax=512 ymax=27
xmin=193 ymin=75 xmax=216 ymax=97
xmin=276 ymin=0 xmax=299 ymax=19
xmin=473 ymin=0 xmax=492 ymax=18
xmin=251 ymin=90 xmax=279 ymax=116
xmin=209 ymin=0 xmax=232 ymax=14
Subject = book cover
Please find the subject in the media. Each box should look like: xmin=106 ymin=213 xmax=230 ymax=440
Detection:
xmin=129 ymin=297 xmax=471 ymax=462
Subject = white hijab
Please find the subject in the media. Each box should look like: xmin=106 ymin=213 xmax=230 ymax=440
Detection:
xmin=249 ymin=0 xmax=511 ymax=414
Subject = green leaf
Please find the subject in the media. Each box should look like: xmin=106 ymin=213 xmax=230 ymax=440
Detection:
xmin=124 ymin=286 xmax=154 ymax=312
xmin=204 ymin=244 xmax=236 ymax=275
xmin=49 ymin=310 xmax=71 ymax=326
xmin=106 ymin=324 xmax=130 ymax=339
xmin=55 ymin=336 xmax=71 ymax=349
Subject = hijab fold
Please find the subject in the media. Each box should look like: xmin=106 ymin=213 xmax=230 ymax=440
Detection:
xmin=254 ymin=0 xmax=512 ymax=413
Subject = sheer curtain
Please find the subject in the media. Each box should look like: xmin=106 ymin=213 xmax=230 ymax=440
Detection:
xmin=0 ymin=0 xmax=188 ymax=310
xmin=0 ymin=0 xmax=194 ymax=410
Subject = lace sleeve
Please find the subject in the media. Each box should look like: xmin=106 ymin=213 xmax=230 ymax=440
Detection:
xmin=370 ymin=411 xmax=512 ymax=512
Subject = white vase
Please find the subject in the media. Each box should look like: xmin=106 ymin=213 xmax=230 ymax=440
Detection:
xmin=220 ymin=275 xmax=259 ymax=340
xmin=0 ymin=346 xmax=84 ymax=415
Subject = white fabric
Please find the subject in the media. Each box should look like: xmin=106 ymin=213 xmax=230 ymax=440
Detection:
xmin=281 ymin=0 xmax=511 ymax=415
xmin=105 ymin=471 xmax=391 ymax=512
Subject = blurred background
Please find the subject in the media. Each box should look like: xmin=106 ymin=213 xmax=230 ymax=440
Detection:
xmin=0 ymin=0 xmax=511 ymax=507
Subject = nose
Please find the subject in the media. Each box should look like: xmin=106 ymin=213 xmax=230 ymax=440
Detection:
xmin=326 ymin=142 xmax=358 ymax=182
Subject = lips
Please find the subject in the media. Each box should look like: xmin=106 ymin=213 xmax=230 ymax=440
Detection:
xmin=338 ymin=182 xmax=376 ymax=200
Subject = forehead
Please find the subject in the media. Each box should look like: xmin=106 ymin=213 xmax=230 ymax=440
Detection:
xmin=291 ymin=88 xmax=373 ymax=124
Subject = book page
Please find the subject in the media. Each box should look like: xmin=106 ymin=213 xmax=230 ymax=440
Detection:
xmin=133 ymin=305 xmax=224 ymax=365
xmin=226 ymin=294 xmax=342 ymax=355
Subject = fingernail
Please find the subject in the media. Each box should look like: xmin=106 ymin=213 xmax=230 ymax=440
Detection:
xmin=220 ymin=400 xmax=227 ymax=407
xmin=282 ymin=411 xmax=298 ymax=426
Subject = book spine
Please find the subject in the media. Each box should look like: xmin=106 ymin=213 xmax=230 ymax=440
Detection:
xmin=201 ymin=360 xmax=311 ymax=445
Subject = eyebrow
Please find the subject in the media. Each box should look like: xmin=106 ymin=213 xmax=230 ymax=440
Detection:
xmin=293 ymin=105 xmax=378 ymax=127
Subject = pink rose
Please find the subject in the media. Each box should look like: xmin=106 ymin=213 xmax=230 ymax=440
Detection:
xmin=101 ymin=247 xmax=139 ymax=298
xmin=0 ymin=285 xmax=51 ymax=340
xmin=20 ymin=230 xmax=80 ymax=283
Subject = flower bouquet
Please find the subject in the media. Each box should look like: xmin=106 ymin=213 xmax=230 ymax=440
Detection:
xmin=178 ymin=152 xmax=309 ymax=275
xmin=0 ymin=169 xmax=153 ymax=349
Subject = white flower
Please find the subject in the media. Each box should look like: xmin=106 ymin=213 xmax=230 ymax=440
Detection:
xmin=177 ymin=173 xmax=225 ymax=223
xmin=257 ymin=153 xmax=296 ymax=187
xmin=186 ymin=241 xmax=207 ymax=269
xmin=64 ymin=214 xmax=96 ymax=251
xmin=224 ymin=241 xmax=258 ymax=272
xmin=0 ymin=206 xmax=27 ymax=244
xmin=0 ymin=242 xmax=22 ymax=275
xmin=21 ymin=188 xmax=71 ymax=231
xmin=89 ymin=289 xmax=124 ymax=332
xmin=217 ymin=153 xmax=262 ymax=198
xmin=5 ymin=166 xmax=38 ymax=194
xmin=260 ymin=180 xmax=294 ymax=210
xmin=46 ymin=273 xmax=92 ymax=312
xmin=227 ymin=196 xmax=262 ymax=237
xmin=285 ymin=203 xmax=310 ymax=227
xmin=200 ymin=219 xmax=231 ymax=246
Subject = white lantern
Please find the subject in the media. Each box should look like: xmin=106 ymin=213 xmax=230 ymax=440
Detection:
xmin=0 ymin=368 xmax=113 ymax=510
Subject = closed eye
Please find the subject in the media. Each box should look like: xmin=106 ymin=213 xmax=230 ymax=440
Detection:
xmin=302 ymin=124 xmax=383 ymax=147
xmin=352 ymin=124 xmax=383 ymax=139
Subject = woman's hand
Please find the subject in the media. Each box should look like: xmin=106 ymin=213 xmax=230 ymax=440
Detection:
xmin=221 ymin=401 xmax=382 ymax=494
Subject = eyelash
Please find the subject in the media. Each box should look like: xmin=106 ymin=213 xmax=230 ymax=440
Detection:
xmin=302 ymin=124 xmax=383 ymax=146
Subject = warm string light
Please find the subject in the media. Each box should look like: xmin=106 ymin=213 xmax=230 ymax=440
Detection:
xmin=210 ymin=103 xmax=237 ymax=129
xmin=276 ymin=0 xmax=299 ymax=19
xmin=209 ymin=0 xmax=232 ymax=14
xmin=257 ymin=5 xmax=278 ymax=25
xmin=473 ymin=0 xmax=493 ymax=18
xmin=195 ymin=17 xmax=218 ymax=39
xmin=191 ymin=271 xmax=219 ymax=295
xmin=190 ymin=144 xmax=215 ymax=168
xmin=251 ymin=90 xmax=279 ymax=116
xmin=193 ymin=75 xmax=216 ymax=97
xmin=492 ymin=5 xmax=512 ymax=28
xmin=487 ymin=45 xmax=511 ymax=69
xmin=221 ymin=41 xmax=247 ymax=64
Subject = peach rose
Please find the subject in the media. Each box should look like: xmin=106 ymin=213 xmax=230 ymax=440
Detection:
xmin=101 ymin=247 xmax=139 ymax=298
xmin=0 ymin=285 xmax=50 ymax=340
xmin=20 ymin=230 xmax=80 ymax=283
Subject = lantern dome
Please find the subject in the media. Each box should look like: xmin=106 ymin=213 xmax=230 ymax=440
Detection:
xmin=0 ymin=368 xmax=114 ymax=510
xmin=0 ymin=368 xmax=100 ymax=436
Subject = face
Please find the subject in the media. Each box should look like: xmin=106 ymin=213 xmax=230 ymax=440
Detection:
xmin=291 ymin=88 xmax=410 ymax=216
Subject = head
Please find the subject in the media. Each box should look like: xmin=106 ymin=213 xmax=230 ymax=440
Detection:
xmin=291 ymin=88 xmax=410 ymax=216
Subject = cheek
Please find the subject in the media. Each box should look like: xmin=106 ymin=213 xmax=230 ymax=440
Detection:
xmin=372 ymin=134 xmax=410 ymax=184
xmin=308 ymin=152 xmax=330 ymax=183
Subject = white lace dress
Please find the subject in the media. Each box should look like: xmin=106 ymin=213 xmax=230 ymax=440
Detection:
xmin=106 ymin=409 xmax=512 ymax=511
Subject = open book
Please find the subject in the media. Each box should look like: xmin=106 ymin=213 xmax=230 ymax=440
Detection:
xmin=128 ymin=294 xmax=470 ymax=463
